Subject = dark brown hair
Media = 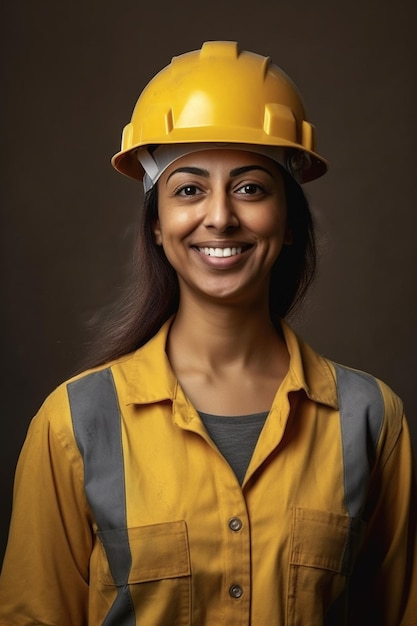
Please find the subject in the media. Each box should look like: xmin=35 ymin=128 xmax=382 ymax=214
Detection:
xmin=84 ymin=168 xmax=316 ymax=368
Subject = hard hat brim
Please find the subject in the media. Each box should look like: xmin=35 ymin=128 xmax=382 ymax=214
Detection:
xmin=111 ymin=139 xmax=328 ymax=184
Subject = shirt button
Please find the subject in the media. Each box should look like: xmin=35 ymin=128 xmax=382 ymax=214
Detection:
xmin=228 ymin=517 xmax=243 ymax=532
xmin=229 ymin=584 xmax=244 ymax=599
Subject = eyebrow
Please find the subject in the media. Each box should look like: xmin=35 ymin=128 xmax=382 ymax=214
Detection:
xmin=166 ymin=164 xmax=274 ymax=183
xmin=166 ymin=166 xmax=209 ymax=182
xmin=229 ymin=165 xmax=274 ymax=178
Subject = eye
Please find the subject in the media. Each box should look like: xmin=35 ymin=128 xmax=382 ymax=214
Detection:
xmin=176 ymin=185 xmax=202 ymax=197
xmin=235 ymin=183 xmax=264 ymax=196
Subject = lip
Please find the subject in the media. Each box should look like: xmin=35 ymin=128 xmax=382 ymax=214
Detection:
xmin=192 ymin=240 xmax=253 ymax=247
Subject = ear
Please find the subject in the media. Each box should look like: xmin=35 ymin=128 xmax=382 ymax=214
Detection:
xmin=152 ymin=219 xmax=163 ymax=245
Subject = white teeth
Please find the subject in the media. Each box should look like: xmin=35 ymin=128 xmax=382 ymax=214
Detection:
xmin=200 ymin=247 xmax=243 ymax=257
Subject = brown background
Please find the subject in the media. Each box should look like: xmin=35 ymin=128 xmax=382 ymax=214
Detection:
xmin=1 ymin=0 xmax=416 ymax=562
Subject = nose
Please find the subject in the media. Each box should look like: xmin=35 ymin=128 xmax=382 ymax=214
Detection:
xmin=203 ymin=189 xmax=239 ymax=232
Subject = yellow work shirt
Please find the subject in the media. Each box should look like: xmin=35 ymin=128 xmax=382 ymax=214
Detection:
xmin=0 ymin=320 xmax=416 ymax=625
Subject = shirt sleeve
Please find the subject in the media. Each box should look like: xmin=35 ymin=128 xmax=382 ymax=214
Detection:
xmin=348 ymin=411 xmax=417 ymax=626
xmin=0 ymin=388 xmax=93 ymax=626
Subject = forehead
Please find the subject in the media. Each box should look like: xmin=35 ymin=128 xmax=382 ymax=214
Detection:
xmin=161 ymin=148 xmax=283 ymax=180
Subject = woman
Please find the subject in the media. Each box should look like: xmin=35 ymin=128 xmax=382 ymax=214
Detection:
xmin=0 ymin=41 xmax=416 ymax=625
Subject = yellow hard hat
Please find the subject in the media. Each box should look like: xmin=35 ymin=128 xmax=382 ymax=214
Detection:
xmin=112 ymin=41 xmax=327 ymax=184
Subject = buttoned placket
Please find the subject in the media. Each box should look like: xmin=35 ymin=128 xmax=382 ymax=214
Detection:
xmin=213 ymin=455 xmax=251 ymax=622
xmin=172 ymin=397 xmax=252 ymax=623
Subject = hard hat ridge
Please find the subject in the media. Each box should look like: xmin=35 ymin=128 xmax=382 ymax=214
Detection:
xmin=111 ymin=41 xmax=328 ymax=185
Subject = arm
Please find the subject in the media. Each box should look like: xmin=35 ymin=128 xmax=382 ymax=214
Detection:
xmin=349 ymin=412 xmax=417 ymax=625
xmin=0 ymin=391 xmax=93 ymax=625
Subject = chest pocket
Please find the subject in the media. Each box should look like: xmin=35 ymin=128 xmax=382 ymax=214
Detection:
xmin=286 ymin=364 xmax=384 ymax=626
xmin=97 ymin=521 xmax=191 ymax=626
xmin=287 ymin=507 xmax=365 ymax=626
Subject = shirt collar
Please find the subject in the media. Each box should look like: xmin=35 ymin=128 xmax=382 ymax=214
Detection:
xmin=122 ymin=318 xmax=177 ymax=405
xmin=280 ymin=321 xmax=338 ymax=409
xmin=118 ymin=317 xmax=338 ymax=410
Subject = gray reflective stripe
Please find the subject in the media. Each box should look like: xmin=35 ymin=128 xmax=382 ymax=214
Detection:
xmin=68 ymin=369 xmax=135 ymax=626
xmin=335 ymin=364 xmax=384 ymax=518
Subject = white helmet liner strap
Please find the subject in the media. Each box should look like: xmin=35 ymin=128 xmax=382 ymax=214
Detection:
xmin=137 ymin=142 xmax=299 ymax=192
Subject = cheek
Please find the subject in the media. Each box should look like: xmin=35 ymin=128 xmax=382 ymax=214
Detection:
xmin=157 ymin=207 xmax=201 ymax=242
xmin=248 ymin=208 xmax=288 ymax=241
xmin=246 ymin=189 xmax=287 ymax=236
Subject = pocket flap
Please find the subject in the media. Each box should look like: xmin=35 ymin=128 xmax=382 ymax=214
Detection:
xmin=98 ymin=520 xmax=191 ymax=585
xmin=290 ymin=507 xmax=365 ymax=575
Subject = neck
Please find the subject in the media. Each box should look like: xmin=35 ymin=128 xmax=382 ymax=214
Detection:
xmin=168 ymin=296 xmax=286 ymax=372
xmin=166 ymin=294 xmax=290 ymax=416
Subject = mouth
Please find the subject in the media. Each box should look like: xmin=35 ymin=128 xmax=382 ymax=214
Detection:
xmin=194 ymin=245 xmax=252 ymax=258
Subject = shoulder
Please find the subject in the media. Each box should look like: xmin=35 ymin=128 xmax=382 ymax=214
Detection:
xmin=330 ymin=361 xmax=403 ymax=417
xmin=285 ymin=317 xmax=405 ymax=455
xmin=37 ymin=319 xmax=174 ymax=432
xmin=282 ymin=322 xmax=403 ymax=428
xmin=327 ymin=360 xmax=405 ymax=465
xmin=35 ymin=352 xmax=136 ymax=432
xmin=286 ymin=319 xmax=405 ymax=429
xmin=331 ymin=362 xmax=403 ymax=416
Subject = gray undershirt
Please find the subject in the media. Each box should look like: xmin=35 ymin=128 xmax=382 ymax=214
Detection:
xmin=198 ymin=411 xmax=269 ymax=485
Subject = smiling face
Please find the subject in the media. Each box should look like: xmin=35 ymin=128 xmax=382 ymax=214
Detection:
xmin=154 ymin=149 xmax=291 ymax=309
